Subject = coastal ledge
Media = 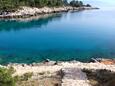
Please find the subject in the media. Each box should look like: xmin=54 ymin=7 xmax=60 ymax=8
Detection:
xmin=5 ymin=59 xmax=115 ymax=76
xmin=0 ymin=59 xmax=114 ymax=86
xmin=0 ymin=6 xmax=99 ymax=19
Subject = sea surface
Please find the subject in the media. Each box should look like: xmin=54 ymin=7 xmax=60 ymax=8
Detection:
xmin=0 ymin=2 xmax=115 ymax=64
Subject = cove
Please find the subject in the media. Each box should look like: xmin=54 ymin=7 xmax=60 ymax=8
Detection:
xmin=0 ymin=7 xmax=115 ymax=64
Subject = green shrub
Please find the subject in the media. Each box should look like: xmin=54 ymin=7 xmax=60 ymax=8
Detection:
xmin=0 ymin=67 xmax=16 ymax=86
xmin=70 ymin=0 xmax=83 ymax=7
xmin=8 ymin=66 xmax=16 ymax=74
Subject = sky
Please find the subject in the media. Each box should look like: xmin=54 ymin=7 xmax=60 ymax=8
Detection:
xmin=68 ymin=0 xmax=115 ymax=7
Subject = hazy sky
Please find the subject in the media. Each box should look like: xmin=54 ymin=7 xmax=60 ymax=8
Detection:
xmin=68 ymin=0 xmax=115 ymax=7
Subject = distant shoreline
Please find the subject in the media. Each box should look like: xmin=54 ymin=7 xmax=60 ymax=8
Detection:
xmin=0 ymin=6 xmax=99 ymax=19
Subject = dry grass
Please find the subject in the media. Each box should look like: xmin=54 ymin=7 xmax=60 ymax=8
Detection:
xmin=16 ymin=71 xmax=61 ymax=86
xmin=16 ymin=77 xmax=61 ymax=86
xmin=83 ymin=69 xmax=115 ymax=86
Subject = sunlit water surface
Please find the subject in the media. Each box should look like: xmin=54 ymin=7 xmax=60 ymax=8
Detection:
xmin=0 ymin=2 xmax=115 ymax=64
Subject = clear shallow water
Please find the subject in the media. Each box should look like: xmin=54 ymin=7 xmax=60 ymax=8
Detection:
xmin=0 ymin=7 xmax=115 ymax=64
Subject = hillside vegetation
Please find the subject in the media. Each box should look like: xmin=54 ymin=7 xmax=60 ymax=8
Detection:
xmin=0 ymin=0 xmax=85 ymax=11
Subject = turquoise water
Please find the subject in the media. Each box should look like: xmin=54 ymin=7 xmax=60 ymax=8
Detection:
xmin=0 ymin=6 xmax=115 ymax=64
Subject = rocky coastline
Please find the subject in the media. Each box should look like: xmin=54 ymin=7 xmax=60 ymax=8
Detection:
xmin=0 ymin=6 xmax=99 ymax=19
xmin=0 ymin=58 xmax=114 ymax=86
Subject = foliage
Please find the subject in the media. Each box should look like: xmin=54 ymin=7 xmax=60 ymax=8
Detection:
xmin=70 ymin=0 xmax=83 ymax=7
xmin=0 ymin=0 xmax=64 ymax=11
xmin=63 ymin=0 xmax=68 ymax=6
xmin=0 ymin=0 xmax=85 ymax=12
xmin=86 ymin=4 xmax=91 ymax=7
xmin=83 ymin=69 xmax=115 ymax=86
xmin=0 ymin=67 xmax=15 ymax=86
xmin=14 ymin=72 xmax=33 ymax=81
xmin=8 ymin=66 xmax=16 ymax=74
xmin=21 ymin=72 xmax=33 ymax=81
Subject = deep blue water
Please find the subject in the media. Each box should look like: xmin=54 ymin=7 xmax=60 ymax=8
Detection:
xmin=0 ymin=5 xmax=115 ymax=64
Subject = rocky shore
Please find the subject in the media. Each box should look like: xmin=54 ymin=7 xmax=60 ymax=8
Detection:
xmin=0 ymin=59 xmax=114 ymax=86
xmin=0 ymin=6 xmax=99 ymax=19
